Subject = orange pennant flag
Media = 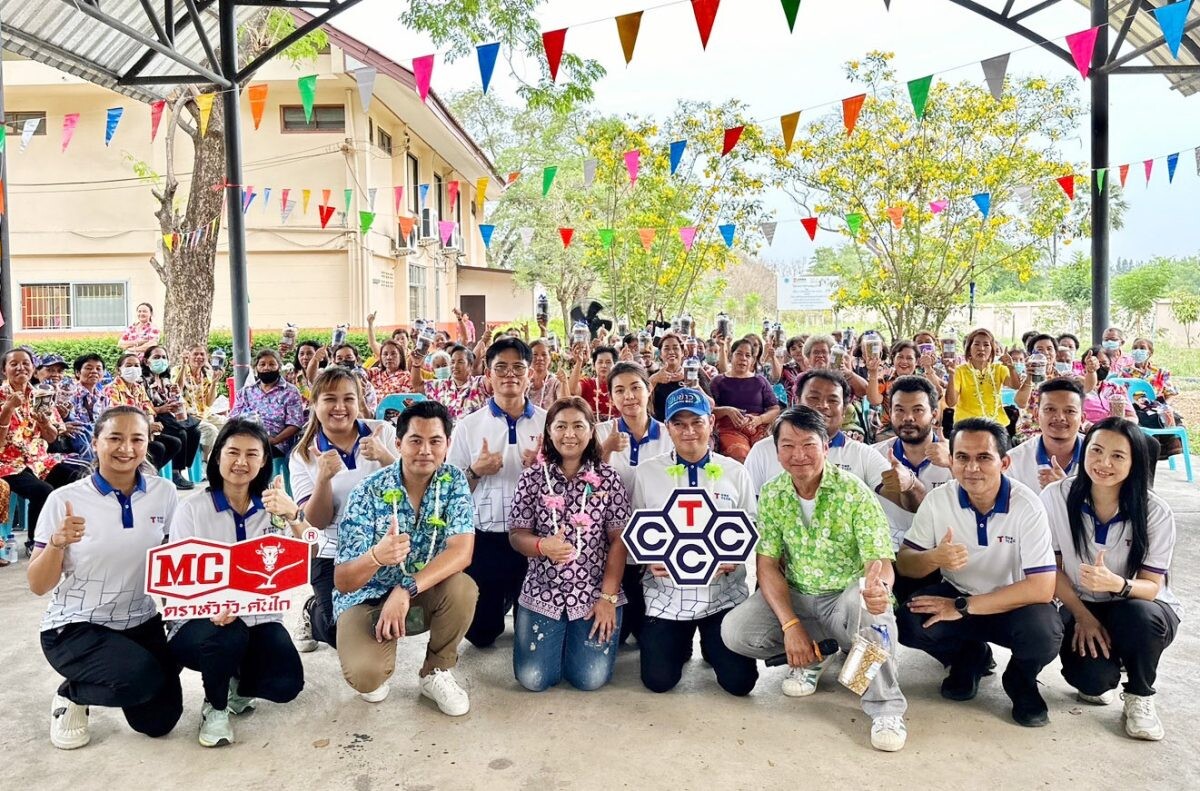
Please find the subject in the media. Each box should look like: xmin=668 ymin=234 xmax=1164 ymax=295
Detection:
xmin=886 ymin=206 xmax=904 ymax=228
xmin=1118 ymin=163 xmax=1130 ymax=187
xmin=247 ymin=84 xmax=268 ymax=130
xmin=638 ymin=228 xmax=657 ymax=250
xmin=780 ymin=111 xmax=800 ymax=154
xmin=616 ymin=12 xmax=644 ymax=65
xmin=398 ymin=215 xmax=416 ymax=239
xmin=0 ymin=179 xmax=5 ymax=215
xmin=507 ymin=171 xmax=521 ymax=185
xmin=843 ymin=94 xmax=866 ymax=136
xmin=321 ymin=189 xmax=332 ymax=206
xmin=302 ymin=188 xmax=312 ymax=214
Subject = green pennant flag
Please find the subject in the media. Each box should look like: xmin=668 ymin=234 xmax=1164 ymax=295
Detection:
xmin=344 ymin=188 xmax=353 ymax=214
xmin=598 ymin=228 xmax=615 ymax=248
xmin=298 ymin=74 xmax=318 ymax=123
xmin=542 ymin=166 xmax=558 ymax=197
xmin=907 ymin=75 xmax=933 ymax=120
xmin=1096 ymin=168 xmax=1107 ymax=192
xmin=846 ymin=212 xmax=864 ymax=236
xmin=360 ymin=211 xmax=376 ymax=234
xmin=780 ymin=0 xmax=801 ymax=32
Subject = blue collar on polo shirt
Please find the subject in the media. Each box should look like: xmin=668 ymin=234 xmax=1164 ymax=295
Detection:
xmin=956 ymin=476 xmax=1012 ymax=546
xmin=1035 ymin=436 xmax=1082 ymax=474
xmin=1081 ymin=502 xmax=1126 ymax=545
xmin=91 ymin=471 xmax=146 ymax=529
xmin=891 ymin=435 xmax=936 ymax=476
xmin=316 ymin=420 xmax=371 ymax=470
xmin=210 ymin=489 xmax=266 ymax=542
xmin=674 ymin=451 xmax=712 ymax=487
xmin=488 ymin=398 xmax=535 ymax=445
xmin=618 ymin=417 xmax=663 ymax=467
xmin=829 ymin=432 xmax=847 ymax=449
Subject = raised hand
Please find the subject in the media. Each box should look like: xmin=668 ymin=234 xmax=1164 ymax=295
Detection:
xmin=3 ymin=390 xmax=24 ymax=413
xmin=53 ymin=501 xmax=86 ymax=548
xmin=927 ymin=427 xmax=951 ymax=468
xmin=930 ymin=527 xmax=969 ymax=572
xmin=862 ymin=560 xmax=890 ymax=615
xmin=360 ymin=424 xmax=394 ymax=464
xmin=601 ymin=428 xmax=629 ymax=458
xmin=521 ymin=436 xmax=543 ymax=468
xmin=880 ymin=448 xmax=914 ymax=498
xmin=472 ymin=438 xmax=503 ymax=477
xmin=1037 ymin=455 xmax=1067 ymax=489
xmin=1079 ymin=549 xmax=1123 ymax=594
xmin=262 ymin=475 xmax=299 ymax=520
xmin=314 ymin=445 xmax=344 ymax=482
xmin=539 ymin=526 xmax=575 ymax=565
xmin=373 ymin=515 xmax=411 ymax=567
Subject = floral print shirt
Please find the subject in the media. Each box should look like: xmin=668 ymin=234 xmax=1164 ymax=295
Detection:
xmin=527 ymin=375 xmax=561 ymax=411
xmin=173 ymin=365 xmax=216 ymax=417
xmin=1118 ymin=363 xmax=1177 ymax=399
xmin=69 ymin=383 xmax=110 ymax=430
xmin=119 ymin=321 xmax=160 ymax=348
xmin=230 ymin=380 xmax=305 ymax=450
xmin=0 ymin=383 xmax=62 ymax=478
xmin=367 ymin=366 xmax=415 ymax=399
xmin=425 ymin=375 xmax=488 ymax=422
xmin=102 ymin=377 xmax=155 ymax=415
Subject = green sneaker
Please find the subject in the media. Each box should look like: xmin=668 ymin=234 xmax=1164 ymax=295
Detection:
xmin=199 ymin=702 xmax=234 ymax=748
xmin=227 ymin=678 xmax=256 ymax=715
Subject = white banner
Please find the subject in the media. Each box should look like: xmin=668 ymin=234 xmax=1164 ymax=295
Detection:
xmin=777 ymin=275 xmax=839 ymax=311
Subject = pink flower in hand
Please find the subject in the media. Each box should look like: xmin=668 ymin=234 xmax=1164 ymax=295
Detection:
xmin=580 ymin=470 xmax=603 ymax=488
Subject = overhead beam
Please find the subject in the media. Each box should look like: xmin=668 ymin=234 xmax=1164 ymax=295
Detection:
xmin=1101 ymin=16 xmax=1200 ymax=71
xmin=182 ymin=0 xmax=221 ymax=73
xmin=235 ymin=0 xmax=365 ymax=83
xmin=119 ymin=0 xmax=219 ymax=83
xmin=1106 ymin=0 xmax=1143 ymax=64
xmin=944 ymin=0 xmax=1075 ymax=68
xmin=1010 ymin=0 xmax=1066 ymax=24
xmin=137 ymin=0 xmax=173 ymax=45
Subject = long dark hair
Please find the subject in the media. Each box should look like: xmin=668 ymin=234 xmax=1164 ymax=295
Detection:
xmin=542 ymin=397 xmax=601 ymax=470
xmin=207 ymin=418 xmax=274 ymax=498
xmin=1066 ymin=417 xmax=1152 ymax=576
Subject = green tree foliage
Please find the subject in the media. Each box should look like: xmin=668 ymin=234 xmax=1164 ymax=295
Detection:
xmin=1171 ymin=293 xmax=1200 ymax=348
xmin=1112 ymin=260 xmax=1175 ymax=332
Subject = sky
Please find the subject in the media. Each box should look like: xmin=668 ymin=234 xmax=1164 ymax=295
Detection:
xmin=335 ymin=0 xmax=1200 ymax=267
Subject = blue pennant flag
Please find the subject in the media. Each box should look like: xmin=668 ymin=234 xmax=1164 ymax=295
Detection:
xmin=719 ymin=223 xmax=736 ymax=248
xmin=477 ymin=43 xmax=500 ymax=93
xmin=419 ymin=183 xmax=430 ymax=207
xmin=104 ymin=107 xmax=123 ymax=147
xmin=972 ymin=192 xmax=991 ymax=219
xmin=479 ymin=224 xmax=496 ymax=248
xmin=1167 ymin=152 xmax=1180 ymax=182
xmin=262 ymin=187 xmax=271 ymax=208
xmin=669 ymin=140 xmax=687 ymax=175
xmin=1153 ymin=0 xmax=1193 ymax=59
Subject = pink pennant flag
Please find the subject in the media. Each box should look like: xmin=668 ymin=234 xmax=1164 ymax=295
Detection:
xmin=280 ymin=189 xmax=290 ymax=215
xmin=413 ymin=54 xmax=435 ymax=102
xmin=439 ymin=220 xmax=456 ymax=245
xmin=624 ymin=150 xmax=641 ymax=186
xmin=447 ymin=180 xmax=460 ymax=211
xmin=1065 ymin=27 xmax=1100 ymax=79
xmin=61 ymin=113 xmax=80 ymax=153
xmin=393 ymin=186 xmax=404 ymax=214
xmin=150 ymin=100 xmax=166 ymax=142
xmin=1144 ymin=158 xmax=1154 ymax=184
xmin=929 ymin=199 xmax=949 ymax=215
xmin=679 ymin=226 xmax=697 ymax=251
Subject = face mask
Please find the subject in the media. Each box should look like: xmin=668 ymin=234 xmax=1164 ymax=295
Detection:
xmin=1097 ymin=367 xmax=1110 ymax=382
xmin=119 ymin=367 xmax=141 ymax=383
xmin=1131 ymin=349 xmax=1150 ymax=364
xmin=1102 ymin=340 xmax=1120 ymax=351
xmin=434 ymin=366 xmax=452 ymax=380
xmin=1054 ymin=362 xmax=1071 ymax=375
xmin=148 ymin=359 xmax=169 ymax=375
xmin=1013 ymin=363 xmax=1026 ymax=376
xmin=339 ymin=361 xmax=356 ymax=370
xmin=705 ymin=354 xmax=718 ymax=365
xmin=257 ymin=370 xmax=281 ymax=385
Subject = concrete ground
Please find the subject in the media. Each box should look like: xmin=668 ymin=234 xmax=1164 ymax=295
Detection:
xmin=2 ymin=463 xmax=1197 ymax=791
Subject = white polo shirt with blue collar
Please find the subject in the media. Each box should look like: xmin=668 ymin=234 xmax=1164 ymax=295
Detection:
xmin=871 ymin=436 xmax=954 ymax=550
xmin=904 ymin=476 xmax=1056 ymax=596
xmin=1006 ymin=434 xmax=1083 ymax=493
xmin=595 ymin=416 xmax=673 ymax=492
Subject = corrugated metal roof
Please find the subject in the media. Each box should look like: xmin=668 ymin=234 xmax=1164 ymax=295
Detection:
xmin=1083 ymin=0 xmax=1200 ymax=96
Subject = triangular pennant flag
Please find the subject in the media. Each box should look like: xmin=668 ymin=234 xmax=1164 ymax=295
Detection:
xmin=692 ymin=0 xmax=722 ymax=50
xmin=242 ymin=187 xmax=257 ymax=213
xmin=907 ymin=75 xmax=933 ymax=120
xmin=679 ymin=227 xmax=698 ymax=251
xmin=1144 ymin=159 xmax=1154 ymax=184
xmin=1167 ymin=152 xmax=1180 ymax=183
xmin=1096 ymin=168 xmax=1107 ymax=192
xmin=61 ymin=113 xmax=79 ymax=153
xmin=196 ymin=92 xmax=215 ymax=136
xmin=318 ymin=205 xmax=334 ymax=229
xmin=439 ymin=220 xmax=456 ymax=245
xmin=262 ymin=187 xmax=272 ymax=208
xmin=760 ymin=222 xmax=778 ymax=246
xmin=1153 ymin=0 xmax=1193 ymax=59
xmin=519 ymin=227 xmax=535 ymax=247
xmin=394 ymin=186 xmax=404 ymax=214
xmin=781 ymin=0 xmax=801 ymax=32
xmin=248 ymin=84 xmax=268 ymax=129
xmin=344 ymin=188 xmax=353 ymax=214
xmin=542 ymin=29 xmax=567 ymax=82
xmin=801 ymin=217 xmax=818 ymax=240
xmin=886 ymin=206 xmax=904 ymax=228
xmin=669 ymin=140 xmax=687 ymax=175
xmin=722 ymin=126 xmax=744 ymax=156
xmin=972 ymin=192 xmax=991 ymax=219
xmin=583 ymin=158 xmax=598 ymax=189
xmin=843 ymin=94 xmax=866 ymax=136
xmin=479 ymin=224 xmax=496 ymax=248
xmin=616 ymin=12 xmax=643 ymax=65
xmin=1065 ymin=27 xmax=1100 ymax=79
xmin=447 ymin=181 xmax=459 ymax=211
xmin=558 ymin=227 xmax=575 ymax=248
xmin=624 ymin=150 xmax=641 ymax=185
xmin=163 ymin=233 xmax=174 ymax=252
xmin=507 ymin=171 xmax=521 ymax=185
xmin=1119 ymin=164 xmax=1130 ymax=187
xmin=413 ymin=55 xmax=435 ymax=102
xmin=477 ymin=43 xmax=500 ymax=93
xmin=780 ymin=112 xmax=800 ymax=153
xmin=719 ymin=224 xmax=736 ymax=247
xmin=296 ymin=74 xmax=317 ymax=123
xmin=542 ymin=166 xmax=558 ymax=197
xmin=150 ymin=99 xmax=166 ymax=141
xmin=845 ymin=213 xmax=863 ymax=236
xmin=352 ymin=68 xmax=376 ymax=112
xmin=398 ymin=215 xmax=416 ymax=239
xmin=638 ymin=228 xmax=657 ymax=250
xmin=930 ymin=199 xmax=948 ymax=215
xmin=281 ymin=199 xmax=295 ymax=224
xmin=368 ymin=187 xmax=378 ymax=210
xmin=302 ymin=189 xmax=312 ymax=214
xmin=1057 ymin=175 xmax=1076 ymax=200
xmin=20 ymin=117 xmax=41 ymax=151
xmin=598 ymin=229 xmax=615 ymax=248
xmin=104 ymin=107 xmax=123 ymax=146
xmin=475 ymin=178 xmax=488 ymax=213
xmin=981 ymin=53 xmax=1009 ymax=101
xmin=360 ymin=211 xmax=376 ymax=234
xmin=419 ymin=184 xmax=430 ymax=207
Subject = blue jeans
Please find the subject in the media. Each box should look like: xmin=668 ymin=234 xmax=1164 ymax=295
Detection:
xmin=513 ymin=604 xmax=623 ymax=692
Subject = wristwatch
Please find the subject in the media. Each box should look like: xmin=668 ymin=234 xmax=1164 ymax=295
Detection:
xmin=597 ymin=592 xmax=619 ymax=605
xmin=403 ymin=580 xmax=419 ymax=598
xmin=465 ymin=465 xmax=481 ymax=482
xmin=1117 ymin=579 xmax=1133 ymax=599
xmin=954 ymin=596 xmax=971 ymax=617
xmin=290 ymin=507 xmax=306 ymax=524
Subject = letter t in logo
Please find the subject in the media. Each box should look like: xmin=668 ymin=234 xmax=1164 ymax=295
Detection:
xmin=678 ymin=498 xmax=703 ymax=528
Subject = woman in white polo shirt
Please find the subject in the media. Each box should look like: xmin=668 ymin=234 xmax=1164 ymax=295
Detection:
xmin=168 ymin=418 xmax=307 ymax=747
xmin=28 ymin=406 xmax=181 ymax=750
xmin=289 ymin=368 xmax=397 ymax=653
xmin=1040 ymin=417 xmax=1180 ymax=741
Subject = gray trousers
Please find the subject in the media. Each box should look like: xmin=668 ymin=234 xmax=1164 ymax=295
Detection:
xmin=721 ymin=585 xmax=907 ymax=718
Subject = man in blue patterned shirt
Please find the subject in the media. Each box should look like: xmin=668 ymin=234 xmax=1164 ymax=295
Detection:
xmin=332 ymin=400 xmax=478 ymax=716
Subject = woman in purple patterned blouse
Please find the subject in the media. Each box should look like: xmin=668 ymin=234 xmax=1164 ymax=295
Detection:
xmin=508 ymin=396 xmax=631 ymax=692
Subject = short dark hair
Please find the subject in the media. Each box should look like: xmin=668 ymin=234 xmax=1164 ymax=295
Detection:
xmin=332 ymin=343 xmax=359 ymax=360
xmin=730 ymin=338 xmax=755 ymax=356
xmin=1038 ymin=378 xmax=1084 ymax=402
xmin=485 ymin=336 xmax=532 ymax=367
xmin=949 ymin=418 xmax=1010 ymax=457
xmin=1020 ymin=330 xmax=1039 ymax=346
xmin=1057 ymin=332 xmax=1080 ymax=350
xmin=447 ymin=344 xmax=473 ymax=364
xmin=395 ymin=399 xmax=453 ymax=440
xmin=74 ymin=353 xmax=105 ymax=374
xmin=607 ymin=361 xmax=649 ymax=391
xmin=591 ymin=345 xmax=618 ymax=364
xmin=1025 ymin=333 xmax=1056 ymax=354
xmin=772 ymin=405 xmax=828 ymax=446
xmin=2 ymin=348 xmax=35 ymax=368
xmin=888 ymin=375 xmax=938 ymax=411
xmin=796 ymin=369 xmax=851 ymax=404
xmin=542 ymin=397 xmax=601 ymax=469
xmin=254 ymin=348 xmax=282 ymax=366
xmin=207 ymin=418 xmax=274 ymax=497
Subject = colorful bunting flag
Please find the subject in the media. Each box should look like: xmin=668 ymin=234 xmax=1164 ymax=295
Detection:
xmin=760 ymin=222 xmax=777 ymax=246
xmin=584 ymin=159 xmax=598 ymax=189
xmin=1167 ymin=152 xmax=1179 ymax=183
xmin=1057 ymin=175 xmax=1076 ymax=200
xmin=477 ymin=43 xmax=500 ymax=94
xmin=1119 ymin=164 xmax=1130 ymax=187
xmin=282 ymin=197 xmax=295 ymax=224
xmin=679 ymin=226 xmax=697 ymax=251
xmin=719 ymin=224 xmax=736 ymax=247
xmin=196 ymin=92 xmax=215 ymax=136
xmin=598 ymin=228 xmax=615 ymax=248
xmin=972 ymin=192 xmax=991 ymax=218
xmin=543 ymin=166 xmax=558 ymax=197
xmin=1065 ymin=27 xmax=1100 ymax=80
xmin=163 ymin=233 xmax=174 ymax=252
xmin=780 ymin=0 xmax=801 ymax=32
xmin=0 ymin=179 xmax=5 ymax=215
xmin=242 ymin=187 xmax=256 ymax=213
xmin=843 ymin=94 xmax=866 ymax=136
xmin=624 ymin=150 xmax=641 ymax=185
xmin=262 ymin=187 xmax=272 ymax=208
xmin=1153 ymin=0 xmax=1193 ymax=59
xmin=692 ymin=0 xmax=722 ymax=50
xmin=352 ymin=68 xmax=376 ymax=112
xmin=638 ymin=228 xmax=657 ymax=250
xmin=669 ymin=140 xmax=687 ymax=175
xmin=296 ymin=75 xmax=317 ymax=122
xmin=150 ymin=99 xmax=166 ymax=142
xmin=1144 ymin=159 xmax=1154 ymax=184
xmin=419 ymin=184 xmax=430 ymax=207
xmin=344 ymin=188 xmax=353 ymax=214
xmin=616 ymin=12 xmax=643 ymax=65
xmin=447 ymin=181 xmax=459 ymax=212
xmin=908 ymin=76 xmax=933 ymax=120
xmin=19 ymin=117 xmax=40 ymax=151
xmin=105 ymin=107 xmax=123 ymax=146
xmin=410 ymin=55 xmax=435 ymax=103
xmin=930 ymin=199 xmax=948 ymax=215
xmin=507 ymin=171 xmax=521 ymax=185
xmin=519 ymin=227 xmax=535 ymax=247
xmin=886 ymin=207 xmax=904 ymax=228
xmin=399 ymin=215 xmax=416 ymax=239
xmin=475 ymin=178 xmax=489 ymax=213
xmin=780 ymin=112 xmax=800 ymax=153
xmin=436 ymin=220 xmax=455 ymax=245
xmin=558 ymin=227 xmax=575 ymax=248
xmin=801 ymin=217 xmax=818 ymax=240
xmin=61 ymin=113 xmax=79 ymax=153
xmin=981 ymin=53 xmax=1009 ymax=101
xmin=302 ymin=189 xmax=312 ymax=214
xmin=1195 ymin=147 xmax=1200 ymax=176
xmin=1096 ymin=168 xmax=1107 ymax=192
xmin=479 ymin=224 xmax=496 ymax=248
xmin=360 ymin=211 xmax=376 ymax=234
xmin=722 ymin=126 xmax=744 ymax=156
xmin=248 ymin=84 xmax=268 ymax=129
xmin=845 ymin=213 xmax=863 ymax=236
xmin=394 ymin=186 xmax=404 ymax=215
xmin=367 ymin=188 xmax=377 ymax=209
xmin=542 ymin=29 xmax=567 ymax=82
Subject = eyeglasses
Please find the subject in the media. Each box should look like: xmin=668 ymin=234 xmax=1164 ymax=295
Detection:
xmin=491 ymin=364 xmax=528 ymax=376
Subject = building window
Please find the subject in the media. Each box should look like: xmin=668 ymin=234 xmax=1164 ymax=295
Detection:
xmin=4 ymin=111 xmax=47 ymax=136
xmin=407 ymin=154 xmax=420 ymax=215
xmin=434 ymin=174 xmax=445 ymax=222
xmin=377 ymin=128 xmax=393 ymax=155
xmin=408 ymin=263 xmax=427 ymax=320
xmin=280 ymin=104 xmax=346 ymax=133
xmin=20 ymin=282 xmax=127 ymax=330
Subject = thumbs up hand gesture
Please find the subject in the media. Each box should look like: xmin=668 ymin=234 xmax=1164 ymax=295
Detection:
xmin=53 ymin=502 xmax=86 ymax=548
xmin=521 ymin=436 xmax=543 ymax=469
xmin=1079 ymin=549 xmax=1124 ymax=594
xmin=314 ymin=444 xmax=344 ymax=483
xmin=931 ymin=527 xmax=969 ymax=572
xmin=926 ymin=427 xmax=951 ymax=469
xmin=880 ymin=447 xmax=914 ymax=498
xmin=861 ymin=560 xmax=891 ymax=615
xmin=262 ymin=475 xmax=300 ymax=521
xmin=1038 ymin=455 xmax=1068 ymax=489
xmin=360 ymin=424 xmax=395 ymax=464
xmin=373 ymin=515 xmax=411 ymax=567
xmin=472 ymin=437 xmax=504 ymax=477
xmin=538 ymin=525 xmax=575 ymax=565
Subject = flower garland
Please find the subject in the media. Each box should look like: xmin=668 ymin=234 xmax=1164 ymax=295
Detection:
xmin=381 ymin=470 xmax=453 ymax=573
xmin=542 ymin=465 xmax=603 ymax=560
xmin=966 ymin=362 xmax=1001 ymax=419
xmin=666 ymin=453 xmax=723 ymax=491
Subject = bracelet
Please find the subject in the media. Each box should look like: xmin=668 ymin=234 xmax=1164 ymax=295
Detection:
xmin=368 ymin=546 xmax=384 ymax=567
xmin=781 ymin=617 xmax=800 ymax=633
xmin=49 ymin=535 xmax=66 ymax=550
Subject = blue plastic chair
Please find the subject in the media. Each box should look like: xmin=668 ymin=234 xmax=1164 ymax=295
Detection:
xmin=189 ymin=449 xmax=205 ymax=484
xmin=2 ymin=494 xmax=31 ymax=548
xmin=1107 ymin=377 xmax=1193 ymax=483
xmin=772 ymin=383 xmax=788 ymax=407
xmin=160 ymin=460 xmax=173 ymax=480
xmin=272 ymin=455 xmax=292 ymax=495
xmin=376 ymin=393 xmax=427 ymax=421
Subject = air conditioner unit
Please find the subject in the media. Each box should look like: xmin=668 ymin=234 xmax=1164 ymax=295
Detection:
xmin=420 ymin=207 xmax=437 ymax=240
xmin=391 ymin=240 xmax=415 ymax=257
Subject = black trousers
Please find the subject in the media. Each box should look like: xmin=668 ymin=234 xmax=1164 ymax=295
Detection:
xmin=157 ymin=414 xmax=201 ymax=469
xmin=40 ymin=615 xmax=182 ymax=738
xmin=309 ymin=557 xmax=338 ymax=648
xmin=149 ymin=435 xmax=182 ymax=470
xmin=893 ymin=569 xmax=942 ymax=608
xmin=898 ymin=581 xmax=1062 ymax=697
xmin=639 ymin=609 xmax=758 ymax=696
xmin=619 ymin=564 xmax=647 ymax=644
xmin=170 ymin=619 xmax=304 ymax=709
xmin=1060 ymin=599 xmax=1179 ymax=698
xmin=6 ymin=464 xmax=86 ymax=541
xmin=464 ymin=530 xmax=528 ymax=648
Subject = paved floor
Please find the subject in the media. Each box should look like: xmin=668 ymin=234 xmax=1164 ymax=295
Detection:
xmin=2 ymin=463 xmax=1196 ymax=791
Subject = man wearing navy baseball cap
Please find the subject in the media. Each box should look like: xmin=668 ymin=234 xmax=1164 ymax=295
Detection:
xmin=630 ymin=387 xmax=759 ymax=697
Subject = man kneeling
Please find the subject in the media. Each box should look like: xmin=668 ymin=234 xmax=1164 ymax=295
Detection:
xmin=333 ymin=401 xmax=478 ymax=715
xmin=722 ymin=406 xmax=908 ymax=752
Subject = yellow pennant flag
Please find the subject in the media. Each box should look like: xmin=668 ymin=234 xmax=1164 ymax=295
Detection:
xmin=780 ymin=111 xmax=800 ymax=154
xmin=302 ymin=188 xmax=312 ymax=214
xmin=163 ymin=233 xmax=174 ymax=251
xmin=475 ymin=177 xmax=489 ymax=214
xmin=196 ymin=93 xmax=215 ymax=137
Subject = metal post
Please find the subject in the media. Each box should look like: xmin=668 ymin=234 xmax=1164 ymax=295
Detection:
xmin=1090 ymin=0 xmax=1110 ymax=345
xmin=219 ymin=0 xmax=251 ymax=387
xmin=0 ymin=11 xmax=14 ymax=354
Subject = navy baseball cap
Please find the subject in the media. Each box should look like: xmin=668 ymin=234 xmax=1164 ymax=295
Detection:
xmin=37 ymin=354 xmax=67 ymax=369
xmin=664 ymin=388 xmax=712 ymax=422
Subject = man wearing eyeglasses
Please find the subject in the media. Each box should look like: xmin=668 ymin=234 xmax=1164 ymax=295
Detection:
xmin=448 ymin=337 xmax=547 ymax=647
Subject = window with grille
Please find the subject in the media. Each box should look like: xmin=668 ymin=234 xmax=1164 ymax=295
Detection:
xmin=280 ymin=104 xmax=346 ymax=132
xmin=20 ymin=282 xmax=127 ymax=330
xmin=408 ymin=264 xmax=427 ymax=320
xmin=4 ymin=111 xmax=47 ymax=136
xmin=377 ymin=128 xmax=393 ymax=155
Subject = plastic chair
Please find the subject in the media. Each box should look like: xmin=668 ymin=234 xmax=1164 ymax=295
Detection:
xmin=772 ymin=383 xmax=788 ymax=407
xmin=2 ymin=494 xmax=31 ymax=545
xmin=272 ymin=455 xmax=292 ymax=495
xmin=1107 ymin=377 xmax=1193 ymax=483
xmin=160 ymin=460 xmax=173 ymax=480
xmin=189 ymin=448 xmax=205 ymax=484
xmin=376 ymin=393 xmax=427 ymax=421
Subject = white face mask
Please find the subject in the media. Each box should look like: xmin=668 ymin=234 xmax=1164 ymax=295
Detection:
xmin=120 ymin=366 xmax=142 ymax=383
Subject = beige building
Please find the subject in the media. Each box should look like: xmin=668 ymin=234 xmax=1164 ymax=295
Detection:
xmin=3 ymin=23 xmax=531 ymax=341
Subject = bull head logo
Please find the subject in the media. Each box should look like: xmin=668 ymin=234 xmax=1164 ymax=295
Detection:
xmin=239 ymin=542 xmax=303 ymax=590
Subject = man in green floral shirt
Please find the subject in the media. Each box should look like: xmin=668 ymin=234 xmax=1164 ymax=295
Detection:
xmin=722 ymin=406 xmax=908 ymax=752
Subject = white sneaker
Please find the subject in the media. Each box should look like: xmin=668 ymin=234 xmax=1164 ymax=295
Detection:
xmin=227 ymin=678 xmax=256 ymax=715
xmin=870 ymin=715 xmax=907 ymax=752
xmin=1078 ymin=689 xmax=1117 ymax=706
xmin=1122 ymin=693 xmax=1164 ymax=741
xmin=360 ymin=684 xmax=390 ymax=703
xmin=293 ymin=599 xmax=318 ymax=653
xmin=199 ymin=702 xmax=234 ymax=747
xmin=50 ymin=694 xmax=90 ymax=750
xmin=419 ymin=668 xmax=470 ymax=716
xmin=781 ymin=660 xmax=829 ymax=698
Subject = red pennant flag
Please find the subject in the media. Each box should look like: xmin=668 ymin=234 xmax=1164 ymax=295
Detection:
xmin=801 ymin=217 xmax=818 ymax=241
xmin=318 ymin=205 xmax=335 ymax=229
xmin=247 ymin=84 xmax=268 ymax=130
xmin=447 ymin=180 xmax=460 ymax=211
xmin=1143 ymin=158 xmax=1154 ymax=184
xmin=150 ymin=100 xmax=166 ymax=142
xmin=393 ymin=186 xmax=404 ymax=214
xmin=722 ymin=126 xmax=744 ymax=156
xmin=280 ymin=188 xmax=290 ymax=212
xmin=1057 ymin=175 xmax=1075 ymax=201
xmin=542 ymin=28 xmax=567 ymax=82
xmin=558 ymin=227 xmax=574 ymax=248
xmin=1118 ymin=164 xmax=1130 ymax=187
xmin=843 ymin=94 xmax=866 ymax=136
xmin=692 ymin=0 xmax=721 ymax=50
xmin=398 ymin=215 xmax=416 ymax=239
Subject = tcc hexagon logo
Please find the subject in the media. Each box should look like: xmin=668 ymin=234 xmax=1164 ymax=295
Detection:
xmin=622 ymin=488 xmax=758 ymax=586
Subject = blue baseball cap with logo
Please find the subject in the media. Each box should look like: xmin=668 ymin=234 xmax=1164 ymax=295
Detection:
xmin=664 ymin=387 xmax=712 ymax=422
